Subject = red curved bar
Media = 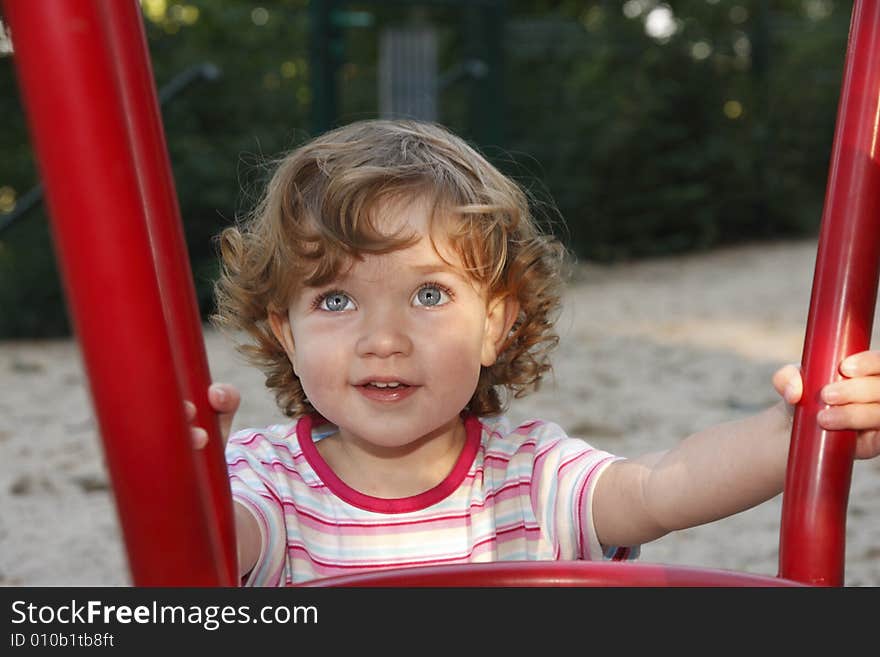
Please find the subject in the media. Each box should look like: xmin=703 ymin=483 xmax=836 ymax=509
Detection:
xmin=97 ymin=0 xmax=237 ymax=585
xmin=302 ymin=562 xmax=804 ymax=587
xmin=779 ymin=0 xmax=880 ymax=586
xmin=2 ymin=0 xmax=229 ymax=585
xmin=6 ymin=0 xmax=877 ymax=589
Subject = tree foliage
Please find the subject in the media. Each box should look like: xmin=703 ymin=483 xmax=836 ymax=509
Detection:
xmin=0 ymin=0 xmax=853 ymax=336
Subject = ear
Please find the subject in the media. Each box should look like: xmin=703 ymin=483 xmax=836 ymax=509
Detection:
xmin=268 ymin=309 xmax=298 ymax=374
xmin=481 ymin=295 xmax=520 ymax=367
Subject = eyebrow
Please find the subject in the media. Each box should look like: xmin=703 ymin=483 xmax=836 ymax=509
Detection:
xmin=411 ymin=263 xmax=460 ymax=275
xmin=320 ymin=261 xmax=467 ymax=288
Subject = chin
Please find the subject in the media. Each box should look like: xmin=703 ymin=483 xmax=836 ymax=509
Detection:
xmin=332 ymin=410 xmax=462 ymax=448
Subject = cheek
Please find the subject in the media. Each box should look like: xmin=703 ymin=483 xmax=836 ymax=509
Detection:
xmin=290 ymin=323 xmax=350 ymax=391
xmin=419 ymin=315 xmax=485 ymax=380
xmin=429 ymin=333 xmax=484 ymax=413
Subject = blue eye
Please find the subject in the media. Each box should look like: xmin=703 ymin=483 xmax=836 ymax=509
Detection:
xmin=414 ymin=284 xmax=450 ymax=307
xmin=319 ymin=292 xmax=354 ymax=312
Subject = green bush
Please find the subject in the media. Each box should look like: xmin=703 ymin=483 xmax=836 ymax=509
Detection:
xmin=0 ymin=0 xmax=853 ymax=337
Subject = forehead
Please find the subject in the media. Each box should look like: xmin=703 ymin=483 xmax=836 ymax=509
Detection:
xmin=356 ymin=195 xmax=464 ymax=268
xmin=335 ymin=233 xmax=466 ymax=290
xmin=372 ymin=193 xmax=436 ymax=236
xmin=283 ymin=194 xmax=472 ymax=298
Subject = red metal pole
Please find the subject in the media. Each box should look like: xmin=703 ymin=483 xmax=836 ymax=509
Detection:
xmin=779 ymin=0 xmax=880 ymax=585
xmin=97 ymin=0 xmax=237 ymax=585
xmin=2 ymin=0 xmax=228 ymax=585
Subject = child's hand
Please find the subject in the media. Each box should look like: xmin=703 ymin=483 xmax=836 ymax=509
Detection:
xmin=772 ymin=351 xmax=880 ymax=460
xmin=184 ymin=382 xmax=241 ymax=450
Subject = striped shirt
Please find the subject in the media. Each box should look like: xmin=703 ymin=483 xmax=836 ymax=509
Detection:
xmin=227 ymin=413 xmax=639 ymax=586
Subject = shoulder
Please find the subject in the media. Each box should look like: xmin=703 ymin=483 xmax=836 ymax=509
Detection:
xmin=476 ymin=415 xmax=579 ymax=450
xmin=474 ymin=414 xmax=603 ymax=467
xmin=226 ymin=417 xmax=323 ymax=493
xmin=226 ymin=418 xmax=301 ymax=460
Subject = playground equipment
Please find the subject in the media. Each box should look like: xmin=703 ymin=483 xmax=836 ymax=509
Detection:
xmin=3 ymin=0 xmax=879 ymax=586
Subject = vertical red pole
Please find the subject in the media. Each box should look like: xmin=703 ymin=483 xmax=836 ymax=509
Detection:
xmin=2 ymin=0 xmax=230 ymax=585
xmin=779 ymin=0 xmax=880 ymax=585
xmin=97 ymin=0 xmax=237 ymax=585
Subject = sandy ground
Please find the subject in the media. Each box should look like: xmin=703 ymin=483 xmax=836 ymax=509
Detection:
xmin=1 ymin=238 xmax=879 ymax=587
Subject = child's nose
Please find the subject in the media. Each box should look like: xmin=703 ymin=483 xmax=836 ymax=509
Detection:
xmin=355 ymin=310 xmax=413 ymax=358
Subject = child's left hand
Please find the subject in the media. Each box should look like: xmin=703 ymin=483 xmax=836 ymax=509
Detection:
xmin=773 ymin=350 xmax=880 ymax=460
xmin=185 ymin=382 xmax=241 ymax=450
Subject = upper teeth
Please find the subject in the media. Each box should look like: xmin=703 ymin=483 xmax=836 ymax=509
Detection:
xmin=370 ymin=381 xmax=401 ymax=388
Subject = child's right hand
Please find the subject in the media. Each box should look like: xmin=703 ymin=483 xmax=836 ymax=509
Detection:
xmin=184 ymin=382 xmax=241 ymax=449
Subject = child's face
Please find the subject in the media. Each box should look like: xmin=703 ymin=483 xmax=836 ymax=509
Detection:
xmin=269 ymin=198 xmax=516 ymax=449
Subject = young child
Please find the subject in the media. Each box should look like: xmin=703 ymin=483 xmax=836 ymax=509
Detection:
xmin=194 ymin=119 xmax=880 ymax=586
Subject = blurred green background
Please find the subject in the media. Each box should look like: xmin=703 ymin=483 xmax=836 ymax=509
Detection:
xmin=0 ymin=0 xmax=850 ymax=338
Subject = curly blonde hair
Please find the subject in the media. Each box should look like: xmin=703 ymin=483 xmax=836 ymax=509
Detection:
xmin=213 ymin=120 xmax=566 ymax=418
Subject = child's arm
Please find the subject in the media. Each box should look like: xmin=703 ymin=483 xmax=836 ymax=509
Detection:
xmin=591 ymin=350 xmax=880 ymax=548
xmin=188 ymin=384 xmax=261 ymax=578
xmin=233 ymin=502 xmax=261 ymax=579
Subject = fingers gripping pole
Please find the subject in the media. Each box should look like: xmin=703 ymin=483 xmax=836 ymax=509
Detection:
xmin=779 ymin=0 xmax=880 ymax=586
xmin=3 ymin=0 xmax=236 ymax=585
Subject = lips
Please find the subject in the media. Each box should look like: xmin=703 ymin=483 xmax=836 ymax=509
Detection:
xmin=353 ymin=376 xmax=416 ymax=387
xmin=354 ymin=379 xmax=418 ymax=403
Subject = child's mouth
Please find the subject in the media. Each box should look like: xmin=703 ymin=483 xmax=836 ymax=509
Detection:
xmin=356 ymin=382 xmax=416 ymax=402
